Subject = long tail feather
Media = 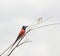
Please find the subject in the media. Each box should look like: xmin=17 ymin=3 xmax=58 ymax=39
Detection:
xmin=0 ymin=35 xmax=21 ymax=56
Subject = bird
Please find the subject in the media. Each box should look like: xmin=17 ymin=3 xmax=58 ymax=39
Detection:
xmin=12 ymin=25 xmax=28 ymax=47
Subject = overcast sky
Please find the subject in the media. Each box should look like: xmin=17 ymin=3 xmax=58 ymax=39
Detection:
xmin=0 ymin=0 xmax=60 ymax=56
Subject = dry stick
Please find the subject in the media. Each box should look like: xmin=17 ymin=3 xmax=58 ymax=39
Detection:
xmin=31 ymin=23 xmax=60 ymax=30
xmin=7 ymin=40 xmax=32 ymax=56
xmin=7 ymin=46 xmax=16 ymax=56
xmin=27 ymin=17 xmax=42 ymax=30
xmin=17 ymin=40 xmax=32 ymax=47
xmin=0 ymin=42 xmax=15 ymax=56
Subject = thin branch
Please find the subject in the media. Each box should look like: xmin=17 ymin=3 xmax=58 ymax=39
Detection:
xmin=0 ymin=43 xmax=14 ymax=56
xmin=7 ymin=39 xmax=32 ymax=56
xmin=17 ymin=40 xmax=32 ymax=47
xmin=31 ymin=23 xmax=60 ymax=30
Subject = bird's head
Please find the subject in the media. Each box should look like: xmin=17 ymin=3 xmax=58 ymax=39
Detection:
xmin=22 ymin=25 xmax=28 ymax=30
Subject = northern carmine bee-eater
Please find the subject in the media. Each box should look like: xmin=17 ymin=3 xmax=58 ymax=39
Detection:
xmin=12 ymin=25 xmax=28 ymax=47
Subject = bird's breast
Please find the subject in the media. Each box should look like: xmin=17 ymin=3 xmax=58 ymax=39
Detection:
xmin=19 ymin=29 xmax=25 ymax=36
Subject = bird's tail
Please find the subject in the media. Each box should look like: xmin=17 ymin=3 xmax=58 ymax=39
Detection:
xmin=12 ymin=35 xmax=21 ymax=47
xmin=6 ymin=35 xmax=21 ymax=55
xmin=0 ymin=35 xmax=21 ymax=56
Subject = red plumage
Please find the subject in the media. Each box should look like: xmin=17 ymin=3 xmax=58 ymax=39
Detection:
xmin=12 ymin=26 xmax=28 ymax=47
xmin=19 ymin=29 xmax=25 ymax=36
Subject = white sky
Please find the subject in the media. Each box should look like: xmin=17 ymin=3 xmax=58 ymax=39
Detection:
xmin=0 ymin=0 xmax=60 ymax=56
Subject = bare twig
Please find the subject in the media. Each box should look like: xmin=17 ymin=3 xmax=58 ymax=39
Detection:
xmin=31 ymin=23 xmax=60 ymax=30
xmin=7 ymin=39 xmax=32 ymax=56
